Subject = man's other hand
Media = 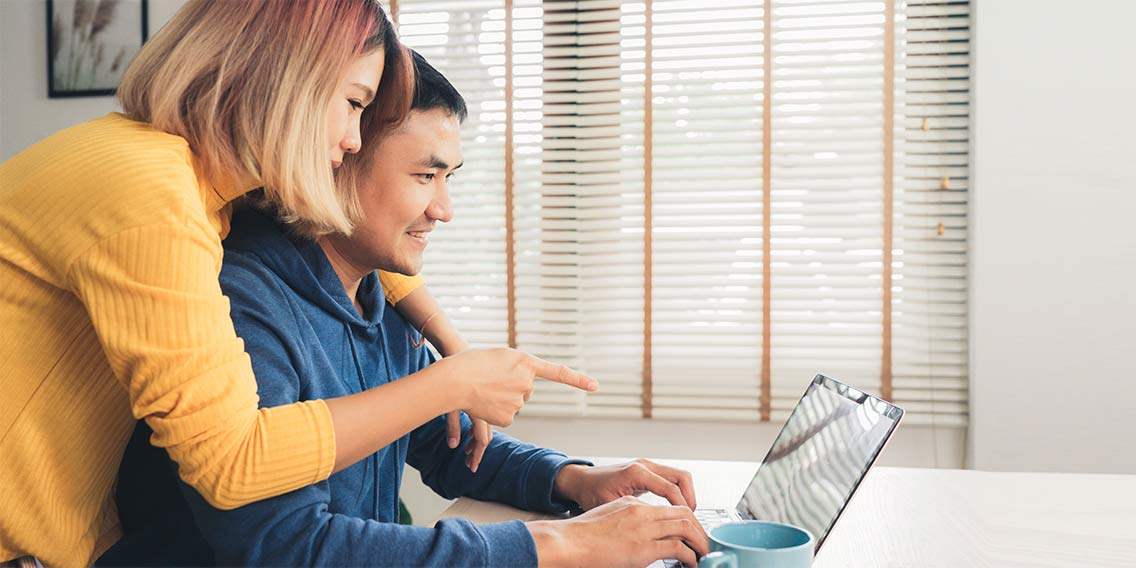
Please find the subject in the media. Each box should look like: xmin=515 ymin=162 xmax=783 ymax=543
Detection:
xmin=444 ymin=412 xmax=492 ymax=473
xmin=528 ymin=496 xmax=709 ymax=567
xmin=553 ymin=459 xmax=698 ymax=511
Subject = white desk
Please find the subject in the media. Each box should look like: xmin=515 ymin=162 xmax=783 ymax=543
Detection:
xmin=435 ymin=458 xmax=1136 ymax=567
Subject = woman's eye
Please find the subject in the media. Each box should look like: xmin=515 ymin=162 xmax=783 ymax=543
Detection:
xmin=349 ymin=99 xmax=365 ymax=111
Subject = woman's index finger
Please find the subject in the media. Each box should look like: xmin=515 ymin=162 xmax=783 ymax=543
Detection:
xmin=524 ymin=353 xmax=599 ymax=392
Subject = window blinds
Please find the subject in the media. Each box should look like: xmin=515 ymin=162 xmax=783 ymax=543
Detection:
xmin=396 ymin=0 xmax=970 ymax=426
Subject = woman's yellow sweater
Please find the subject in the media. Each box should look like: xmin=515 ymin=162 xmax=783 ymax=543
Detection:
xmin=0 ymin=114 xmax=423 ymax=567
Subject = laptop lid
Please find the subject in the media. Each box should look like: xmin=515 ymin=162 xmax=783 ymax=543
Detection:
xmin=734 ymin=374 xmax=903 ymax=551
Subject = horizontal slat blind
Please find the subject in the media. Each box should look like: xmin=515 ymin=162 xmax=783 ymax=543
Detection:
xmin=398 ymin=0 xmax=970 ymax=426
xmin=513 ymin=0 xmax=590 ymax=416
xmin=400 ymin=1 xmax=510 ymax=349
xmin=769 ymin=0 xmax=887 ymax=421
xmin=523 ymin=0 xmax=648 ymax=417
xmin=648 ymin=0 xmax=767 ymax=421
xmin=890 ymin=0 xmax=969 ymax=426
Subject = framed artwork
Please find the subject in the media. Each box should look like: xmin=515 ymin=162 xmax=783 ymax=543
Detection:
xmin=47 ymin=0 xmax=149 ymax=97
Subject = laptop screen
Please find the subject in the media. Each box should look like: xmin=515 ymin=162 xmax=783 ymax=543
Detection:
xmin=736 ymin=374 xmax=903 ymax=550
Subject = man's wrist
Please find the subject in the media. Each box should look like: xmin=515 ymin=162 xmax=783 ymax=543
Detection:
xmin=553 ymin=463 xmax=589 ymax=504
xmin=527 ymin=520 xmax=567 ymax=567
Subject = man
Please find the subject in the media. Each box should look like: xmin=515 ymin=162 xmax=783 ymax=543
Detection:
xmin=101 ymin=53 xmax=709 ymax=567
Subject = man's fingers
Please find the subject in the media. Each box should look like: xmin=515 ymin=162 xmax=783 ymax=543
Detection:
xmin=524 ymin=354 xmax=599 ymax=392
xmin=474 ymin=419 xmax=492 ymax=445
xmin=636 ymin=467 xmax=688 ymax=509
xmin=652 ymin=539 xmax=698 ymax=568
xmin=642 ymin=503 xmax=692 ymax=522
xmin=675 ymin=473 xmax=697 ymax=511
xmin=644 ymin=461 xmax=698 ymax=510
xmin=468 ymin=420 xmax=490 ymax=473
xmin=648 ymin=520 xmax=709 ymax=560
xmin=445 ymin=411 xmax=462 ymax=449
xmin=645 ymin=504 xmax=711 ymax=552
xmin=469 ymin=437 xmax=488 ymax=473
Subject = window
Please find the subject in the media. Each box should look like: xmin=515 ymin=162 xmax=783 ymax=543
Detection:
xmin=396 ymin=0 xmax=970 ymax=426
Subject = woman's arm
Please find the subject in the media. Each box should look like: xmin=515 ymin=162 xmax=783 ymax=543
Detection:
xmin=326 ymin=349 xmax=596 ymax=473
xmin=70 ymin=219 xmax=339 ymax=509
xmin=378 ymin=274 xmax=468 ymax=355
xmin=380 ymin=278 xmax=497 ymax=471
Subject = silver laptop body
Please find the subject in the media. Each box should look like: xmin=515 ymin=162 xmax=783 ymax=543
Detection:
xmin=656 ymin=374 xmax=904 ymax=567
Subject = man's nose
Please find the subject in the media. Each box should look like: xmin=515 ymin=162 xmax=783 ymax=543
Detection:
xmin=428 ymin=182 xmax=454 ymax=223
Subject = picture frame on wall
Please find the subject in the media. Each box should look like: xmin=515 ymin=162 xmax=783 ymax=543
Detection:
xmin=47 ymin=0 xmax=149 ymax=98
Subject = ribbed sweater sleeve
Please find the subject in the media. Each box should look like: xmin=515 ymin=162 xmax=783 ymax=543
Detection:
xmin=67 ymin=217 xmax=336 ymax=509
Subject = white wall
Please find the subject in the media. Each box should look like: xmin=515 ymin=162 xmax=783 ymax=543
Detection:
xmin=970 ymin=0 xmax=1136 ymax=474
xmin=0 ymin=0 xmax=184 ymax=161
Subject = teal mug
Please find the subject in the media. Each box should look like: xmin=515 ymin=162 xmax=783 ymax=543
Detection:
xmin=698 ymin=521 xmax=814 ymax=568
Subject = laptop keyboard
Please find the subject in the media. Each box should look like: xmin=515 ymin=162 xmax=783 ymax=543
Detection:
xmin=659 ymin=509 xmax=733 ymax=568
xmin=694 ymin=508 xmax=732 ymax=529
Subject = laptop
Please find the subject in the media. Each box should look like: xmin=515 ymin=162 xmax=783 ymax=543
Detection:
xmin=655 ymin=374 xmax=904 ymax=567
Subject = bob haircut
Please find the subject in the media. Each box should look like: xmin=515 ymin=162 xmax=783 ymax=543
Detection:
xmin=118 ymin=0 xmax=413 ymax=237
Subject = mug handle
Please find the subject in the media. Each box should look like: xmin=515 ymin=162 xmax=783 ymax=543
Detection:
xmin=698 ymin=551 xmax=738 ymax=568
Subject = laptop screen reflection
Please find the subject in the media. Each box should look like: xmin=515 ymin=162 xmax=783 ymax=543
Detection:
xmin=737 ymin=376 xmax=902 ymax=550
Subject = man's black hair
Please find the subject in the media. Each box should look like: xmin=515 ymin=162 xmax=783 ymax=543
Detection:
xmin=410 ymin=50 xmax=468 ymax=122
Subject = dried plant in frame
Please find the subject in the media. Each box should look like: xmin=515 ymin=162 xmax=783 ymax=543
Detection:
xmin=47 ymin=0 xmax=148 ymax=97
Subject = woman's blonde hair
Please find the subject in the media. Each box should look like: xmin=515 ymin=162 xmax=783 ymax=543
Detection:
xmin=118 ymin=0 xmax=413 ymax=236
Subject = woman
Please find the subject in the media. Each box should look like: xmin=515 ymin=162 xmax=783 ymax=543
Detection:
xmin=0 ymin=2 xmax=593 ymax=566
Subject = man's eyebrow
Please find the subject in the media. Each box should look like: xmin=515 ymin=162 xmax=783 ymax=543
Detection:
xmin=420 ymin=155 xmax=463 ymax=171
xmin=352 ymin=83 xmax=376 ymax=104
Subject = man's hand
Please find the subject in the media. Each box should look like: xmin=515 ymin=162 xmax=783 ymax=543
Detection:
xmin=553 ymin=459 xmax=698 ymax=511
xmin=443 ymin=411 xmax=492 ymax=473
xmin=527 ymin=496 xmax=709 ymax=567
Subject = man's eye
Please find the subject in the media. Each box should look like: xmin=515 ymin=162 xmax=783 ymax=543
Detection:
xmin=417 ymin=173 xmax=436 ymax=181
xmin=445 ymin=172 xmax=456 ymax=181
xmin=349 ymin=99 xmax=365 ymax=111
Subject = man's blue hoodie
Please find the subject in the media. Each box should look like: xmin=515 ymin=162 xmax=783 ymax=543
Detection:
xmin=101 ymin=208 xmax=588 ymax=566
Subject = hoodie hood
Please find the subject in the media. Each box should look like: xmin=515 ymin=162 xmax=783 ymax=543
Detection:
xmin=222 ymin=206 xmax=400 ymax=524
xmin=224 ymin=207 xmax=385 ymax=328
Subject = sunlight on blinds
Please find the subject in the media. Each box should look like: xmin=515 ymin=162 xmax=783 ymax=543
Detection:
xmin=891 ymin=0 xmax=969 ymax=425
xmin=769 ymin=1 xmax=887 ymax=421
xmin=648 ymin=0 xmax=767 ymax=421
xmin=399 ymin=1 xmax=510 ymax=349
xmin=397 ymin=0 xmax=970 ymax=426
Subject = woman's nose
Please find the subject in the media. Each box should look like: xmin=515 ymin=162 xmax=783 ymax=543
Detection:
xmin=342 ymin=120 xmax=362 ymax=155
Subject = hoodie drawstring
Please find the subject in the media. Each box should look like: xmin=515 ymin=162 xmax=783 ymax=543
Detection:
xmin=343 ymin=323 xmax=373 ymax=509
xmin=345 ymin=321 xmax=401 ymax=522
xmin=375 ymin=326 xmax=400 ymax=523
